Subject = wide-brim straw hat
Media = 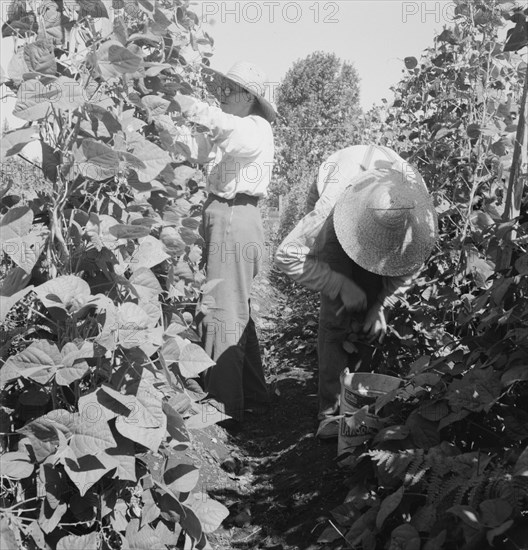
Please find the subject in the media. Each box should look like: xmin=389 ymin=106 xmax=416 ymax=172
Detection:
xmin=202 ymin=61 xmax=277 ymax=123
xmin=333 ymin=167 xmax=438 ymax=277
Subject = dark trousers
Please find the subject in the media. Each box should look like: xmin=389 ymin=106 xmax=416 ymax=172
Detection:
xmin=318 ymin=293 xmax=380 ymax=420
xmin=198 ymin=194 xmax=269 ymax=419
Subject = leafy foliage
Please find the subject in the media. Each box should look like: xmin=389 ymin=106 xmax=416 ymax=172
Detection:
xmin=270 ymin=51 xmax=361 ymax=238
xmin=0 ymin=1 xmax=228 ymax=548
xmin=312 ymin=1 xmax=528 ymax=548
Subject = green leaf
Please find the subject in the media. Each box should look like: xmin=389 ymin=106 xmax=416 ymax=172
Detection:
xmin=35 ymin=275 xmax=92 ymax=313
xmin=129 ymin=268 xmax=163 ymax=302
xmin=13 ymin=79 xmax=59 ymax=120
xmin=404 ymin=57 xmax=418 ymax=70
xmin=160 ymin=226 xmax=187 ymax=257
xmin=4 ymin=340 xmax=62 ymax=385
xmin=115 ymin=302 xmax=153 ymax=348
xmin=0 ymin=517 xmax=18 ymax=550
xmin=2 ymin=230 xmax=48 ymax=274
xmin=57 ymin=532 xmax=99 ymax=550
xmin=113 ymin=375 xmax=167 ymax=451
xmin=513 ymin=445 xmax=528 ymax=476
xmin=108 ymin=45 xmax=142 ymax=73
xmin=0 ymin=126 xmax=39 ymax=160
xmin=129 ymin=136 xmax=171 ymax=182
xmin=76 ymin=0 xmax=109 ymax=18
xmin=162 ymin=399 xmax=190 ymax=444
xmin=186 ymin=402 xmax=227 ymax=430
xmin=447 ymin=505 xmax=481 ymax=528
xmin=56 ymin=342 xmax=93 ymax=386
xmin=501 ymin=364 xmax=528 ymax=387
xmin=24 ymin=39 xmax=56 ymax=74
xmin=0 ymin=267 xmax=32 ymax=323
xmin=467 ymin=123 xmax=482 ymax=139
xmin=62 ymin=448 xmax=115 ymax=496
xmin=142 ymin=95 xmax=170 ymax=119
xmin=186 ymin=492 xmax=229 ymax=534
xmin=376 ymin=487 xmax=403 ymax=529
xmin=69 ymin=412 xmax=116 ymax=459
xmin=389 ymin=524 xmax=420 ymax=550
xmin=1 ymin=450 xmax=34 ymax=479
xmin=479 ymin=499 xmax=512 ymax=528
xmin=80 ymin=139 xmax=119 ymax=181
xmin=179 ymin=343 xmax=215 ymax=378
xmin=0 ymin=206 xmax=32 ymax=241
xmin=109 ymin=224 xmax=151 ymax=240
xmin=126 ymin=519 xmax=165 ymax=550
xmin=372 ymin=425 xmax=410 ymax=444
xmin=17 ymin=410 xmax=76 ymax=462
xmin=165 ymin=463 xmax=199 ymax=493
xmin=129 ymin=236 xmax=170 ymax=272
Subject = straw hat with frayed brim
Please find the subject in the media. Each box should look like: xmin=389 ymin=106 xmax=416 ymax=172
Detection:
xmin=334 ymin=168 xmax=438 ymax=277
xmin=202 ymin=61 xmax=277 ymax=123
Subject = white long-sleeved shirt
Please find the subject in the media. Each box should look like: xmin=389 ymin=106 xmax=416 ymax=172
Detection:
xmin=175 ymin=97 xmax=274 ymax=200
xmin=275 ymin=145 xmax=422 ymax=308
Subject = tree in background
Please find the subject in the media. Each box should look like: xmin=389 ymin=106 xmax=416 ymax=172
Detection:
xmin=270 ymin=51 xmax=361 ymax=238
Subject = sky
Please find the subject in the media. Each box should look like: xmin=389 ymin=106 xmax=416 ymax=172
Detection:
xmin=0 ymin=0 xmax=453 ymax=134
xmin=197 ymin=0 xmax=453 ymax=110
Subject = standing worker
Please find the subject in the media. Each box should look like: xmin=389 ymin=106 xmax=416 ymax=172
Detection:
xmin=275 ymin=145 xmax=438 ymax=439
xmin=174 ymin=62 xmax=277 ymax=421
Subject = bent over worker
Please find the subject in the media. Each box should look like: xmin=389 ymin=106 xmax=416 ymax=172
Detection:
xmin=275 ymin=145 xmax=438 ymax=439
xmin=174 ymin=62 xmax=276 ymax=421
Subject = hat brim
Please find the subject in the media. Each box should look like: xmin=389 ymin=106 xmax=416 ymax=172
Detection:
xmin=333 ymin=168 xmax=438 ymax=277
xmin=201 ymin=64 xmax=277 ymax=123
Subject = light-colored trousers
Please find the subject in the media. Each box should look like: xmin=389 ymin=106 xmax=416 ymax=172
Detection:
xmin=198 ymin=194 xmax=269 ymax=419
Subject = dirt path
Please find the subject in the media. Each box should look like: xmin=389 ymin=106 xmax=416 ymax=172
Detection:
xmin=189 ymin=252 xmax=348 ymax=550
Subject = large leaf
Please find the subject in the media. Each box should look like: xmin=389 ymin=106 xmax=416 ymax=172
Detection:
xmin=129 ymin=236 xmax=170 ymax=272
xmin=13 ymin=77 xmax=84 ymax=121
xmin=115 ymin=302 xmax=153 ymax=348
xmin=164 ymin=463 xmax=199 ymax=493
xmin=1 ymin=450 xmax=34 ymax=479
xmin=162 ymin=399 xmax=190 ymax=444
xmin=376 ymin=487 xmax=404 ymax=529
xmin=17 ymin=410 xmax=76 ymax=462
xmin=0 ymin=205 xmax=33 ymax=241
xmin=57 ymin=532 xmax=98 ymax=550
xmin=129 ymin=268 xmax=163 ymax=301
xmin=2 ymin=230 xmax=48 ymax=274
xmin=111 ymin=375 xmax=167 ymax=451
xmin=142 ymin=95 xmax=170 ymax=119
xmin=186 ymin=492 xmax=229 ymax=534
xmin=108 ymin=44 xmax=142 ymax=73
xmin=35 ymin=275 xmax=92 ymax=313
xmin=0 ymin=126 xmax=39 ymax=160
xmin=24 ymin=39 xmax=56 ymax=74
xmin=109 ymin=224 xmax=151 ymax=240
xmin=56 ymin=342 xmax=94 ymax=386
xmin=129 ymin=136 xmax=171 ymax=182
xmin=68 ymin=412 xmax=116 ymax=459
xmin=0 ymin=517 xmax=18 ymax=550
xmin=76 ymin=0 xmax=109 ymax=18
xmin=179 ymin=343 xmax=215 ymax=378
xmin=62 ymin=447 xmax=115 ymax=496
xmin=79 ymin=139 xmax=119 ymax=181
xmin=0 ymin=266 xmax=32 ymax=323
xmin=13 ymin=79 xmax=59 ymax=120
xmin=126 ymin=519 xmax=165 ymax=550
xmin=3 ymin=340 xmax=62 ymax=385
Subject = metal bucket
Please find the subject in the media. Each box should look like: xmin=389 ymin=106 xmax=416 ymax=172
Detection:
xmin=338 ymin=369 xmax=402 ymax=457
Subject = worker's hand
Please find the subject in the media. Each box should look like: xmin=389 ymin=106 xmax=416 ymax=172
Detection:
xmin=173 ymin=93 xmax=197 ymax=117
xmin=363 ymin=304 xmax=387 ymax=343
xmin=339 ymin=278 xmax=367 ymax=313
